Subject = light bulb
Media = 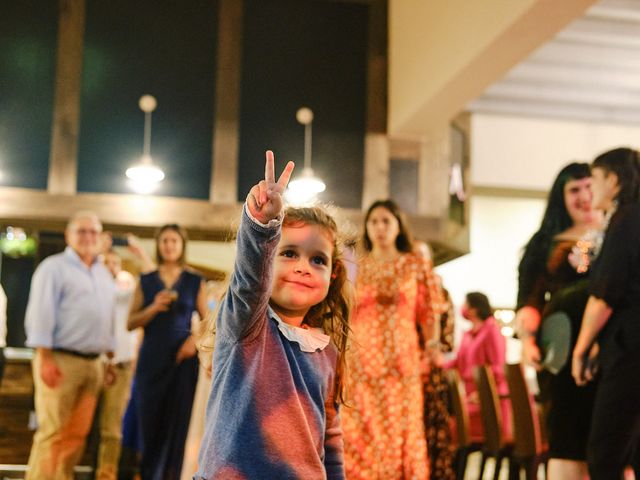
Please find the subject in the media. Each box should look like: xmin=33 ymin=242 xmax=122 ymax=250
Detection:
xmin=126 ymin=163 xmax=165 ymax=194
xmin=285 ymin=167 xmax=326 ymax=204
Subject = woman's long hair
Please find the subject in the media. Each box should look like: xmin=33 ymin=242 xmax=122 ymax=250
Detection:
xmin=592 ymin=147 xmax=640 ymax=205
xmin=362 ymin=199 xmax=413 ymax=253
xmin=517 ymin=162 xmax=591 ymax=308
xmin=284 ymin=206 xmax=353 ymax=405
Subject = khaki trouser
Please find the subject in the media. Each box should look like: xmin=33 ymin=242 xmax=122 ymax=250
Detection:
xmin=95 ymin=361 xmax=134 ymax=480
xmin=27 ymin=351 xmax=103 ymax=480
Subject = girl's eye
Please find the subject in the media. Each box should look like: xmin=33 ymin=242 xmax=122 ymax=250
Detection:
xmin=312 ymin=256 xmax=328 ymax=266
xmin=281 ymin=250 xmax=296 ymax=258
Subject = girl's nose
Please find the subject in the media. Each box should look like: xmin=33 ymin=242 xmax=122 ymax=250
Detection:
xmin=294 ymin=260 xmax=310 ymax=274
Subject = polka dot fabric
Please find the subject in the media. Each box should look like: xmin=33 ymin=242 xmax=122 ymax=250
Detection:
xmin=342 ymin=253 xmax=443 ymax=480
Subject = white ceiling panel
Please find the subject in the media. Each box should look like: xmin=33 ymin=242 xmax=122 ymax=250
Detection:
xmin=469 ymin=0 xmax=640 ymax=125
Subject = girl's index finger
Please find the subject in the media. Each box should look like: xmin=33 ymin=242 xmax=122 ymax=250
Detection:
xmin=264 ymin=150 xmax=275 ymax=184
xmin=277 ymin=161 xmax=295 ymax=189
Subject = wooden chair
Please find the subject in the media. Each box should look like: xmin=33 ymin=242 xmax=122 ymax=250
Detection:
xmin=505 ymin=363 xmax=548 ymax=480
xmin=474 ymin=365 xmax=513 ymax=480
xmin=446 ymin=370 xmax=482 ymax=480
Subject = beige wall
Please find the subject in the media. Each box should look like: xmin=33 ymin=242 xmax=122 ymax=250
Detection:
xmin=388 ymin=0 xmax=596 ymax=135
xmin=472 ymin=113 xmax=640 ymax=190
xmin=436 ymin=195 xmax=544 ymax=309
xmin=437 ymin=111 xmax=640 ymax=311
xmin=119 ymin=238 xmax=236 ymax=275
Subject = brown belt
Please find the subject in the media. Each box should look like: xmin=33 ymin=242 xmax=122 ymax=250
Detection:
xmin=54 ymin=348 xmax=100 ymax=360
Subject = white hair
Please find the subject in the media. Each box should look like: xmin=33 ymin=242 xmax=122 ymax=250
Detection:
xmin=66 ymin=210 xmax=102 ymax=232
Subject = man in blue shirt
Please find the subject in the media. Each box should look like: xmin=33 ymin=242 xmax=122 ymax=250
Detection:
xmin=24 ymin=211 xmax=116 ymax=480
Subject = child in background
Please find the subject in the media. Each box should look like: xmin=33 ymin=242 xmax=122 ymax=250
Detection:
xmin=196 ymin=151 xmax=351 ymax=479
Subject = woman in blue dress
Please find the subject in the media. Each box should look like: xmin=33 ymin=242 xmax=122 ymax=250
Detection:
xmin=128 ymin=224 xmax=207 ymax=479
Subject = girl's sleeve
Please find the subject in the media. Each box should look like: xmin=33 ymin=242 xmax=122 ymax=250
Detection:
xmin=324 ymin=396 xmax=345 ymax=479
xmin=217 ymin=206 xmax=281 ymax=343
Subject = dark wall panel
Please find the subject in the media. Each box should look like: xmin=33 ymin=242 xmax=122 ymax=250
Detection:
xmin=239 ymin=0 xmax=368 ymax=208
xmin=390 ymin=159 xmax=419 ymax=215
xmin=78 ymin=0 xmax=218 ymax=199
xmin=0 ymin=0 xmax=57 ymax=189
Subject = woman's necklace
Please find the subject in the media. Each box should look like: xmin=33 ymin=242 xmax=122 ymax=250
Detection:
xmin=367 ymin=254 xmax=400 ymax=305
xmin=572 ymin=201 xmax=618 ymax=273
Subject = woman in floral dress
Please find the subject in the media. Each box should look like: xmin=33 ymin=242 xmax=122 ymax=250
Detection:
xmin=343 ymin=200 xmax=444 ymax=480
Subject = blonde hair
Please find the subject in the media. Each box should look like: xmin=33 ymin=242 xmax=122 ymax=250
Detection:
xmin=283 ymin=206 xmax=353 ymax=404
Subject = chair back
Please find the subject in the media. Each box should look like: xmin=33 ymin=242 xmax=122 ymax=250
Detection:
xmin=446 ymin=369 xmax=472 ymax=448
xmin=474 ymin=365 xmax=504 ymax=453
xmin=505 ymin=363 xmax=544 ymax=458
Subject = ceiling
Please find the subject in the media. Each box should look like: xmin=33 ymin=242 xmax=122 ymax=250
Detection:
xmin=468 ymin=0 xmax=640 ymax=125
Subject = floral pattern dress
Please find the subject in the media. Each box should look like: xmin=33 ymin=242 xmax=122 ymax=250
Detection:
xmin=423 ymin=294 xmax=456 ymax=480
xmin=343 ymin=253 xmax=443 ymax=480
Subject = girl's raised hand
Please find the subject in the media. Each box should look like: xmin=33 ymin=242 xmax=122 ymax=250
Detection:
xmin=247 ymin=150 xmax=295 ymax=224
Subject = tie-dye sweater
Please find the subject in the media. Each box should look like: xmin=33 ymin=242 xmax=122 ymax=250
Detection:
xmin=195 ymin=208 xmax=344 ymax=480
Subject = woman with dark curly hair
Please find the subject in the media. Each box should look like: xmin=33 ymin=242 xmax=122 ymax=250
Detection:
xmin=516 ymin=162 xmax=601 ymax=479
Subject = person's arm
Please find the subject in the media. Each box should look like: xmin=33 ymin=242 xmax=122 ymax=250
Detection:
xmin=216 ymin=151 xmax=294 ymax=343
xmin=35 ymin=347 xmax=62 ymax=388
xmin=176 ymin=279 xmax=209 ymax=364
xmin=196 ymin=279 xmax=208 ymax=321
xmin=515 ymin=237 xmax=549 ymax=368
xmin=127 ymin=282 xmax=172 ymax=330
xmin=572 ymin=205 xmax=638 ymax=384
xmin=572 ymin=297 xmax=612 ymax=385
xmin=323 ymin=393 xmax=345 ymax=479
xmin=515 ymin=306 xmax=542 ymax=368
xmin=415 ymin=257 xmax=444 ymax=348
xmin=441 ymin=355 xmax=457 ymax=370
xmin=127 ymin=234 xmax=156 ymax=274
xmin=25 ymin=262 xmax=65 ymax=388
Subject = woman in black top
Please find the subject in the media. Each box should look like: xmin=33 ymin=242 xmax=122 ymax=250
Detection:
xmin=572 ymin=147 xmax=640 ymax=479
xmin=516 ymin=162 xmax=601 ymax=479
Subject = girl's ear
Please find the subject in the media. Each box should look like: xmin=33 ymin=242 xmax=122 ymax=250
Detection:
xmin=331 ymin=259 xmax=344 ymax=281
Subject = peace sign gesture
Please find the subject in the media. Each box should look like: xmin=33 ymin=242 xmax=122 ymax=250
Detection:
xmin=246 ymin=150 xmax=295 ymax=224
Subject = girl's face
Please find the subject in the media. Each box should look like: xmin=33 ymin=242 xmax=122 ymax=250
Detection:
xmin=366 ymin=206 xmax=400 ymax=250
xmin=158 ymin=229 xmax=184 ymax=263
xmin=270 ymin=223 xmax=333 ymax=320
xmin=563 ymin=177 xmax=594 ymax=226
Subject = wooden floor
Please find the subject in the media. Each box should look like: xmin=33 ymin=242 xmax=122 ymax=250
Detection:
xmin=0 ymin=357 xmax=98 ymax=471
xmin=0 ymin=358 xmax=35 ymax=465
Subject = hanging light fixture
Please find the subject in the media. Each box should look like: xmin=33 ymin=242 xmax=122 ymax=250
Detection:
xmin=285 ymin=107 xmax=326 ymax=205
xmin=125 ymin=95 xmax=165 ymax=194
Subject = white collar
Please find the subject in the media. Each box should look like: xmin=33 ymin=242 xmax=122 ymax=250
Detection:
xmin=268 ymin=306 xmax=330 ymax=352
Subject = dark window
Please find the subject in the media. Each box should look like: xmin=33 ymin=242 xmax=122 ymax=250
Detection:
xmin=0 ymin=0 xmax=57 ymax=189
xmin=77 ymin=0 xmax=218 ymax=199
xmin=238 ymin=0 xmax=368 ymax=208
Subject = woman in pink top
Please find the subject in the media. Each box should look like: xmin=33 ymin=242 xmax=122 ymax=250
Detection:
xmin=444 ymin=292 xmax=511 ymax=439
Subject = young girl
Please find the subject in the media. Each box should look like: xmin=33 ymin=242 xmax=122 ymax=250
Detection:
xmin=196 ymin=151 xmax=351 ymax=479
